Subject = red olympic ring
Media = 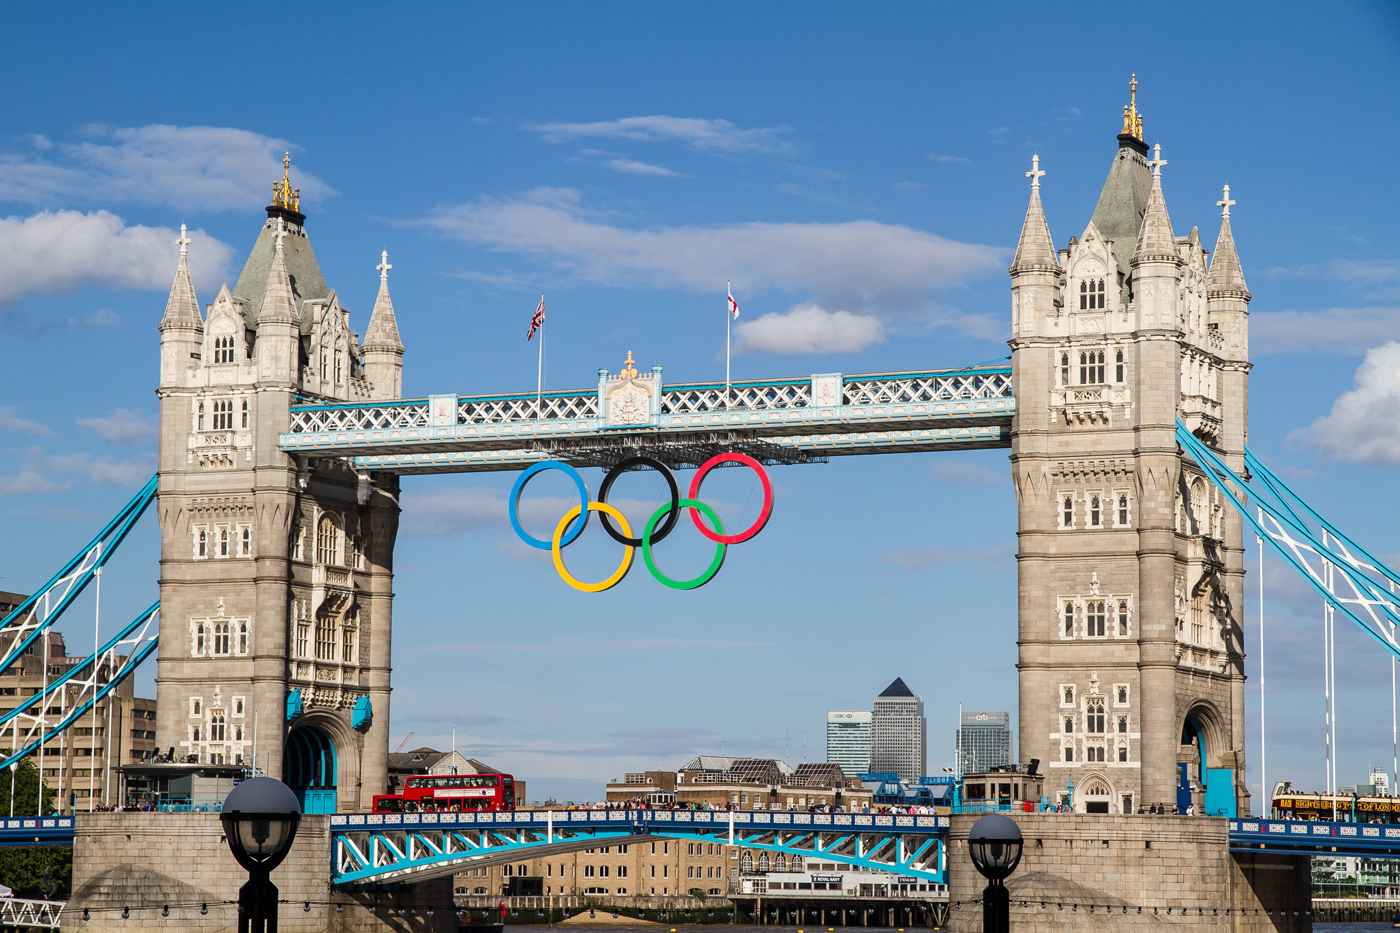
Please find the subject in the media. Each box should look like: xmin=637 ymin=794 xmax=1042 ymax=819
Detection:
xmin=687 ymin=453 xmax=773 ymax=544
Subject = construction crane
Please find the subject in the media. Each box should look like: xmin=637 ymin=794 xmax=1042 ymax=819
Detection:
xmin=394 ymin=732 xmax=415 ymax=753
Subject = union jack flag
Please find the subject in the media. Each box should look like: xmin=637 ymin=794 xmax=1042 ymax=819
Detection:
xmin=527 ymin=296 xmax=545 ymax=341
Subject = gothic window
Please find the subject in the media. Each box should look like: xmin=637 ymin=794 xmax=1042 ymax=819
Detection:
xmin=1090 ymin=496 xmax=1101 ymax=527
xmin=219 ymin=527 xmax=229 ymax=558
xmin=1064 ymin=746 xmax=1074 ymax=762
xmin=1117 ymin=494 xmax=1129 ymax=527
xmin=1079 ymin=278 xmax=1105 ymax=310
xmin=235 ymin=725 xmax=243 ymax=742
xmin=315 ymin=617 xmax=335 ymax=661
xmin=195 ymin=622 xmax=205 ymax=656
xmin=1086 ymin=600 xmax=1106 ymax=637
xmin=213 ymin=622 xmax=230 ymax=656
xmin=238 ymin=621 xmax=248 ymax=655
xmin=334 ymin=345 xmax=344 ymax=384
xmin=192 ymin=726 xmax=201 ymax=742
xmin=775 ymin=854 xmax=786 ymax=871
xmin=1087 ymin=700 xmax=1105 ymax=734
xmin=316 ymin=516 xmax=340 ymax=566
xmin=197 ymin=401 xmax=205 ymax=430
xmin=240 ymin=527 xmax=251 ymax=557
xmin=1079 ymin=349 xmax=1105 ymax=384
xmin=1060 ymin=352 xmax=1069 ymax=386
xmin=1062 ymin=496 xmax=1074 ymax=528
xmin=1063 ymin=686 xmax=1075 ymax=705
xmin=210 ymin=711 xmax=226 ymax=742
xmin=197 ymin=528 xmax=207 ymax=558
xmin=791 ymin=856 xmax=802 ymax=871
xmin=213 ymin=398 xmax=233 ymax=430
xmin=1119 ymin=743 xmax=1129 ymax=762
xmin=1064 ymin=602 xmax=1075 ymax=637
xmin=342 ymin=625 xmax=356 ymax=665
xmin=758 ymin=853 xmax=770 ymax=872
xmin=1190 ymin=595 xmax=1207 ymax=645
xmin=1064 ymin=717 xmax=1074 ymax=734
xmin=1115 ymin=348 xmax=1125 ymax=382
xmin=1117 ymin=600 xmax=1129 ymax=636
xmin=741 ymin=853 xmax=753 ymax=872
xmin=320 ymin=349 xmax=329 ymax=381
xmin=241 ymin=399 xmax=249 ymax=429
xmin=234 ymin=698 xmax=244 ymax=716
xmin=1118 ymin=716 xmax=1128 ymax=734
xmin=191 ymin=698 xmax=202 ymax=716
xmin=296 ymin=620 xmax=309 ymax=659
xmin=1117 ymin=685 xmax=1129 ymax=705
xmin=291 ymin=524 xmax=303 ymax=561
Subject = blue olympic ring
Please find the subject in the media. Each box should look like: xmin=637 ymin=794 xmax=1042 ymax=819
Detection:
xmin=509 ymin=461 xmax=590 ymax=550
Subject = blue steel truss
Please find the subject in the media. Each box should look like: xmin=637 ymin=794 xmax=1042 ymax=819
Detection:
xmin=280 ymin=364 xmax=1014 ymax=474
xmin=1177 ymin=424 xmax=1400 ymax=662
xmin=1229 ymin=818 xmax=1400 ymax=858
xmin=329 ymin=810 xmax=947 ymax=886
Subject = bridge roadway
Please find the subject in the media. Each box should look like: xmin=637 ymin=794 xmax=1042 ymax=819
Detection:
xmin=329 ymin=809 xmax=949 ymax=886
xmin=277 ymin=363 xmax=1014 ymax=472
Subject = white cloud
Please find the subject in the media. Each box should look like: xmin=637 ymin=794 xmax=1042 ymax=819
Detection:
xmin=0 ymin=124 xmax=336 ymax=211
xmin=0 ymin=446 xmax=149 ymax=495
xmin=604 ymin=158 xmax=678 ymax=177
xmin=422 ymin=188 xmax=1006 ymax=326
xmin=734 ymin=303 xmax=885 ymax=355
xmin=1294 ymin=342 xmax=1400 ymax=463
xmin=1252 ymin=307 xmax=1400 ymax=355
xmin=930 ymin=460 xmax=1003 ymax=486
xmin=0 ymin=210 xmax=233 ymax=310
xmin=524 ymin=115 xmax=793 ymax=155
xmin=0 ymin=407 xmax=53 ymax=437
xmin=76 ymin=409 xmax=156 ymax=449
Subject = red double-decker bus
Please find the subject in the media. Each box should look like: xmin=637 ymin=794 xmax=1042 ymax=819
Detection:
xmin=372 ymin=773 xmax=516 ymax=813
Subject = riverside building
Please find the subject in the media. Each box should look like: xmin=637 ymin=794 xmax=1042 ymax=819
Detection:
xmin=604 ymin=757 xmax=872 ymax=812
xmin=871 ymin=678 xmax=926 ymax=783
xmin=825 ymin=710 xmax=872 ymax=775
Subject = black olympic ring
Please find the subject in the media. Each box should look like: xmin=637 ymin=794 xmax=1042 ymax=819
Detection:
xmin=596 ymin=456 xmax=680 ymax=547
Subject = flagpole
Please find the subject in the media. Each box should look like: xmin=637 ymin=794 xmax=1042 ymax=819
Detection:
xmin=726 ymin=281 xmax=731 ymax=409
xmin=537 ymin=294 xmax=544 ymax=419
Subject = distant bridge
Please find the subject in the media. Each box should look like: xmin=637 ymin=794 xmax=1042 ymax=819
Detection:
xmin=329 ymin=809 xmax=949 ymax=887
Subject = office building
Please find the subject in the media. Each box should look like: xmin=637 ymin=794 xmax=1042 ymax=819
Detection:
xmin=871 ymin=678 xmax=926 ymax=783
xmin=826 ymin=710 xmax=872 ymax=775
xmin=958 ymin=710 xmax=1012 ymax=774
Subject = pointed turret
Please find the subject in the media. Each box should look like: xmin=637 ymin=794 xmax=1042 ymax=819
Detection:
xmin=1009 ymin=155 xmax=1061 ymax=339
xmin=1010 ymin=155 xmax=1058 ymax=274
xmin=255 ymin=219 xmax=302 ymax=385
xmin=159 ymin=225 xmax=203 ymax=333
xmin=1208 ymin=185 xmax=1251 ymax=362
xmin=362 ymin=251 xmax=405 ymax=399
xmin=1131 ymin=145 xmax=1180 ymax=266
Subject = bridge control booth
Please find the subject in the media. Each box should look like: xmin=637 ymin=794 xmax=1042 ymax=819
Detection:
xmin=116 ymin=760 xmax=243 ymax=811
xmin=958 ymin=762 xmax=1045 ymax=812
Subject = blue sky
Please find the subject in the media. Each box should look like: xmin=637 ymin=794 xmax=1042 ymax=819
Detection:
xmin=1 ymin=2 xmax=1398 ymax=805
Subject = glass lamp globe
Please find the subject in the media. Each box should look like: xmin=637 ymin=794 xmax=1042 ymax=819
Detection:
xmin=967 ymin=813 xmax=1023 ymax=881
xmin=220 ymin=777 xmax=303 ymax=872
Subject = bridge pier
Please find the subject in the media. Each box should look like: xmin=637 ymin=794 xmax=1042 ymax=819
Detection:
xmin=63 ymin=813 xmax=452 ymax=932
xmin=943 ymin=813 xmax=1307 ymax=931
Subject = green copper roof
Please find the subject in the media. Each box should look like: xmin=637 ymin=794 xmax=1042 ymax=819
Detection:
xmin=231 ymin=208 xmax=329 ymax=332
xmin=1089 ymin=141 xmax=1153 ymax=274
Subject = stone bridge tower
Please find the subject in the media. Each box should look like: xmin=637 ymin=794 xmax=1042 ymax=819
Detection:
xmin=155 ymin=160 xmax=404 ymax=811
xmin=1008 ymin=81 xmax=1251 ymax=816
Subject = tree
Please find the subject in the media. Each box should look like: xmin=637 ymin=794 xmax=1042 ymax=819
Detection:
xmin=0 ymin=757 xmax=57 ymax=817
xmin=0 ymin=758 xmax=68 ymax=899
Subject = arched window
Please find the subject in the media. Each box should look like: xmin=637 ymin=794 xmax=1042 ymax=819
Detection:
xmin=1064 ymin=602 xmax=1075 ymax=637
xmin=1079 ymin=278 xmax=1105 ymax=310
xmin=1085 ymin=601 xmax=1106 ymax=637
xmin=1064 ymin=717 xmax=1074 ymax=734
xmin=1079 ymin=349 xmax=1105 ymax=384
xmin=1064 ymin=686 xmax=1074 ymax=705
xmin=195 ymin=622 xmax=205 ymax=656
xmin=1117 ymin=494 xmax=1129 ymax=526
xmin=219 ymin=527 xmax=229 ymax=557
xmin=334 ymin=342 xmax=344 ymax=384
xmin=1117 ymin=600 xmax=1129 ymax=636
xmin=320 ymin=349 xmax=329 ymax=381
xmin=1115 ymin=348 xmax=1125 ymax=382
xmin=1087 ymin=700 xmax=1105 ymax=734
xmin=584 ymin=866 xmax=594 ymax=878
xmin=192 ymin=726 xmax=201 ymax=742
xmin=241 ymin=527 xmax=251 ymax=557
xmin=758 ymin=853 xmax=770 ymax=872
xmin=741 ymin=853 xmax=753 ymax=873
xmin=617 ymin=866 xmax=627 ymax=878
xmin=197 ymin=401 xmax=205 ymax=430
xmin=1118 ymin=715 xmax=1128 ymax=734
xmin=213 ymin=622 xmax=230 ymax=656
xmin=316 ymin=516 xmax=340 ymax=565
xmin=1089 ymin=495 xmax=1101 ymax=527
xmin=210 ymin=711 xmax=226 ymax=741
xmin=1117 ymin=685 xmax=1128 ymax=705
xmin=197 ymin=529 xmax=207 ymax=558
xmin=1086 ymin=781 xmax=1109 ymax=796
xmin=241 ymin=399 xmax=249 ymax=428
xmin=213 ymin=398 xmax=233 ymax=430
xmin=599 ymin=866 xmax=609 ymax=877
xmin=239 ymin=621 xmax=249 ymax=655
xmin=1060 ymin=352 xmax=1069 ymax=386
xmin=1062 ymin=496 xmax=1074 ymax=528
xmin=775 ymin=854 xmax=786 ymax=871
xmin=791 ymin=856 xmax=802 ymax=872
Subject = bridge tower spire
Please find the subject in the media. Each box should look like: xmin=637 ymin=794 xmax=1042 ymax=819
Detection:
xmin=362 ymin=250 xmax=405 ymax=400
xmin=158 ymin=223 xmax=203 ymax=389
xmin=1009 ymin=89 xmax=1250 ymax=817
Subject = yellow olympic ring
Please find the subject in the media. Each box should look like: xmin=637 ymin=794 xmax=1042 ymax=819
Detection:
xmin=552 ymin=503 xmax=635 ymax=592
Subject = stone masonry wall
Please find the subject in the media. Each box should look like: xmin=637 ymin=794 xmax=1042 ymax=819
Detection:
xmin=944 ymin=813 xmax=1309 ymax=932
xmin=64 ymin=812 xmax=453 ymax=932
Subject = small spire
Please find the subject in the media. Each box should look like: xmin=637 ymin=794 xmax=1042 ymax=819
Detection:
xmin=363 ymin=250 xmax=404 ymax=352
xmin=1026 ymin=153 xmax=1045 ymax=191
xmin=270 ymin=153 xmax=301 ymax=213
xmin=1208 ymin=188 xmax=1249 ymax=297
xmin=1121 ymin=74 xmax=1144 ymax=141
xmin=1131 ymin=151 xmax=1179 ymax=266
xmin=258 ymin=218 xmax=299 ymax=326
xmin=1217 ymin=184 xmax=1236 ymax=219
xmin=159 ymin=224 xmax=201 ymax=332
xmin=1010 ymin=156 xmax=1058 ymax=275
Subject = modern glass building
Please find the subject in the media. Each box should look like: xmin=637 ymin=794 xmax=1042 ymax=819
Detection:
xmin=826 ymin=711 xmax=872 ymax=775
xmin=958 ymin=710 xmax=1012 ymax=774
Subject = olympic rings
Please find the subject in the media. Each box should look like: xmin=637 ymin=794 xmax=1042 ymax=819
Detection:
xmin=688 ymin=452 xmax=773 ymax=544
xmin=510 ymin=461 xmax=590 ymax=550
xmin=552 ymin=503 xmax=634 ymax=592
xmin=510 ymin=455 xmax=773 ymax=591
xmin=597 ymin=456 xmax=680 ymax=547
xmin=643 ymin=499 xmax=726 ymax=590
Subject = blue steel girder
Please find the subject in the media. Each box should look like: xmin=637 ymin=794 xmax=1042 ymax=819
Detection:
xmin=329 ymin=811 xmax=947 ymax=887
xmin=280 ymin=365 xmax=1013 ymax=474
xmin=1229 ymin=818 xmax=1400 ymax=857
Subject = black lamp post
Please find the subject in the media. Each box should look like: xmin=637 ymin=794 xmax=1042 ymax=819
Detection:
xmin=967 ymin=813 xmax=1023 ymax=933
xmin=220 ymin=777 xmax=303 ymax=933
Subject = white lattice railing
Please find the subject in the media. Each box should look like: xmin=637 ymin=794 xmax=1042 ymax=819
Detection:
xmin=287 ymin=368 xmax=1012 ymax=435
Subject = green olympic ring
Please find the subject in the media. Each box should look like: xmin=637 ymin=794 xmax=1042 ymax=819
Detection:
xmin=641 ymin=498 xmax=727 ymax=590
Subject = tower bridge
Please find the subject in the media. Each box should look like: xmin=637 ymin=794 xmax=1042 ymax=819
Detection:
xmin=20 ymin=82 xmax=1385 ymax=928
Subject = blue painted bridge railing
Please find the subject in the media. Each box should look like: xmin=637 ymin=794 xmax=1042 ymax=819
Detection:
xmin=0 ymin=817 xmax=73 ymax=847
xmin=1230 ymin=818 xmax=1400 ymax=856
xmin=330 ymin=810 xmax=948 ymax=887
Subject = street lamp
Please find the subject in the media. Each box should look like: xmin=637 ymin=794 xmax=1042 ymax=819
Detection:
xmin=220 ymin=777 xmax=302 ymax=933
xmin=967 ymin=813 xmax=1023 ymax=933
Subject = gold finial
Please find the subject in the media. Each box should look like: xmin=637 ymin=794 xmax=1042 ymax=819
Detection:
xmin=271 ymin=152 xmax=301 ymax=212
xmin=1121 ymin=74 xmax=1144 ymax=141
xmin=620 ymin=351 xmax=639 ymax=379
